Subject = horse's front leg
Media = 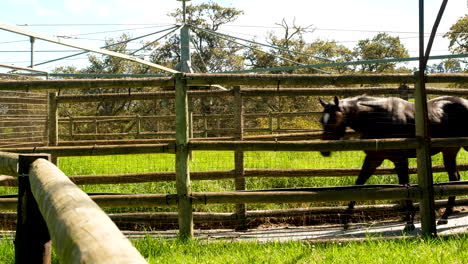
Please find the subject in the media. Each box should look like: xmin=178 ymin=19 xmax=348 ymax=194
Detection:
xmin=392 ymin=158 xmax=416 ymax=233
xmin=342 ymin=153 xmax=383 ymax=230
xmin=438 ymin=148 xmax=461 ymax=225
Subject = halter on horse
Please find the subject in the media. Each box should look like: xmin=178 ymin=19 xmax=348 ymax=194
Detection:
xmin=319 ymin=95 xmax=468 ymax=232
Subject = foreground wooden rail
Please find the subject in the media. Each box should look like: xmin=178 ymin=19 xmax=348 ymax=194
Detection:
xmin=28 ymin=158 xmax=147 ymax=263
xmin=2 ymin=152 xmax=148 ymax=264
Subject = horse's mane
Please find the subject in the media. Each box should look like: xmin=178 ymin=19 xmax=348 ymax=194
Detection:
xmin=340 ymin=95 xmax=415 ymax=126
xmin=341 ymin=95 xmax=412 ymax=113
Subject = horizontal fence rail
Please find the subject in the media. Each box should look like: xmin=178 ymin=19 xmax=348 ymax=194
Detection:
xmin=0 ymin=161 xmax=468 ymax=190
xmin=1 ymin=73 xmax=468 ymax=240
xmin=54 ymin=87 xmax=468 ymax=104
xmin=0 ymin=77 xmax=173 ymax=90
xmin=0 ymin=152 xmax=19 ymax=176
xmin=1 ymin=73 xmax=467 ymax=91
xmin=2 ymin=137 xmax=468 ymax=157
xmin=1 ymin=181 xmax=467 ymax=210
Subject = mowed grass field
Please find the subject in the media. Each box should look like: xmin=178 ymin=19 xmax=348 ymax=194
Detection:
xmin=59 ymin=149 xmax=468 ymax=212
xmin=1 ymin=234 xmax=468 ymax=263
xmin=2 ymin=150 xmax=468 ymax=263
xmin=0 ymin=149 xmax=466 ymax=211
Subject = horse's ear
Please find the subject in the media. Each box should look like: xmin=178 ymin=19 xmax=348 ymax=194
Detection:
xmin=334 ymin=96 xmax=340 ymax=107
xmin=319 ymin=98 xmax=327 ymax=108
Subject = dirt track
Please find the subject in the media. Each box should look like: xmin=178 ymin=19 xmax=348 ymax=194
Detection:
xmin=120 ymin=212 xmax=468 ymax=242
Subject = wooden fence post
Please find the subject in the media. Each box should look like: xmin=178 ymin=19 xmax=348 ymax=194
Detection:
xmin=203 ymin=113 xmax=208 ymax=137
xmin=15 ymin=153 xmax=52 ymax=264
xmin=414 ymin=71 xmax=436 ymax=236
xmin=94 ymin=117 xmax=98 ymax=134
xmin=398 ymin=84 xmax=410 ymax=100
xmin=68 ymin=117 xmax=74 ymax=140
xmin=136 ymin=115 xmax=141 ymax=137
xmin=47 ymin=92 xmax=58 ymax=165
xmin=175 ymin=73 xmax=193 ymax=239
xmin=233 ymin=86 xmax=247 ymax=230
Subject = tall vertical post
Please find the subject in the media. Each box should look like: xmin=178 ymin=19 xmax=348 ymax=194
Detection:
xmin=416 ymin=0 xmax=436 ymax=237
xmin=178 ymin=0 xmax=193 ymax=74
xmin=175 ymin=73 xmax=193 ymax=239
xmin=15 ymin=154 xmax=52 ymax=264
xmin=30 ymin=37 xmax=35 ymax=68
xmin=178 ymin=0 xmax=194 ymax=162
xmin=233 ymin=86 xmax=247 ymax=230
xmin=47 ymin=92 xmax=59 ymax=165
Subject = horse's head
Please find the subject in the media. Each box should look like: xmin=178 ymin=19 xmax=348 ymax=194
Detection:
xmin=319 ymin=96 xmax=346 ymax=157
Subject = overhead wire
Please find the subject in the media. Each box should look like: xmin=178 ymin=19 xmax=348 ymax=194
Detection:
xmin=130 ymin=25 xmax=182 ymax=55
xmin=191 ymin=26 xmax=332 ymax=74
xmin=191 ymin=25 xmax=333 ymax=62
xmin=33 ymin=25 xmax=178 ymax=67
xmin=1 ymin=21 xmax=463 ymax=72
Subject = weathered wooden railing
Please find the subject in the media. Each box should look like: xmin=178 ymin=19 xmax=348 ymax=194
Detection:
xmin=2 ymin=73 xmax=468 ymax=239
xmin=0 ymin=152 xmax=147 ymax=264
xmin=50 ymin=84 xmax=468 ymax=141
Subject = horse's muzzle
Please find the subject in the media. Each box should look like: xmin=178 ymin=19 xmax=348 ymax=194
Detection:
xmin=320 ymin=151 xmax=331 ymax=157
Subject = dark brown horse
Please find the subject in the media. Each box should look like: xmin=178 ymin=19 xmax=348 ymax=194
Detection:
xmin=319 ymin=95 xmax=468 ymax=232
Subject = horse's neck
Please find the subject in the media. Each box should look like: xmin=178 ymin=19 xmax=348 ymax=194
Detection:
xmin=341 ymin=105 xmax=367 ymax=132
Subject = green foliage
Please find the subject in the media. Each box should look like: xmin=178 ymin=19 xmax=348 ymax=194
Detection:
xmin=243 ymin=19 xmax=354 ymax=74
xmin=353 ymin=33 xmax=409 ymax=73
xmin=161 ymin=1 xmax=245 ymax=72
xmin=427 ymin=58 xmax=463 ymax=73
xmin=445 ymin=15 xmax=468 ymax=55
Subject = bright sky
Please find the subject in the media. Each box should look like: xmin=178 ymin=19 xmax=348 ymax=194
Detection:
xmin=0 ymin=0 xmax=466 ymax=74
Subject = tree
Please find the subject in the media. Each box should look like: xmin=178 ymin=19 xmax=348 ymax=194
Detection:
xmin=427 ymin=58 xmax=462 ymax=73
xmin=353 ymin=33 xmax=409 ymax=73
xmin=445 ymin=15 xmax=468 ymax=54
xmin=149 ymin=1 xmax=245 ymax=72
xmin=244 ymin=19 xmax=353 ymax=74
xmin=304 ymin=40 xmax=354 ymax=73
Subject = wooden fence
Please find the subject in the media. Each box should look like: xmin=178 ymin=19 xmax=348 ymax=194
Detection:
xmin=1 ymin=73 xmax=468 ymax=239
xmin=50 ymin=85 xmax=468 ymax=141
xmin=0 ymin=152 xmax=147 ymax=263
xmin=0 ymin=91 xmax=47 ymax=148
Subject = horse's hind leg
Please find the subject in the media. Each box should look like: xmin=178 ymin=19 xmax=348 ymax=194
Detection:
xmin=393 ymin=158 xmax=415 ymax=232
xmin=438 ymin=148 xmax=461 ymax=225
xmin=342 ymin=153 xmax=383 ymax=230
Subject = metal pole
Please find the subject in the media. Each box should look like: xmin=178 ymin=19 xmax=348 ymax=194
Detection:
xmin=182 ymin=0 xmax=187 ymax=24
xmin=177 ymin=0 xmax=192 ymax=73
xmin=30 ymin=37 xmax=35 ymax=68
xmin=416 ymin=0 xmax=436 ymax=237
xmin=423 ymin=0 xmax=449 ymax=67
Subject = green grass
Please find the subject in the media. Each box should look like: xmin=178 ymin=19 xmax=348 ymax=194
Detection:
xmin=2 ymin=151 xmax=468 ymax=263
xmin=2 ymin=235 xmax=468 ymax=263
xmin=133 ymin=235 xmax=468 ymax=264
xmin=0 ymin=150 xmax=466 ymax=212
xmin=0 ymin=239 xmax=14 ymax=264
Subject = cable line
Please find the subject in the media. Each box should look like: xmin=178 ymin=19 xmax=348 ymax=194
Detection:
xmin=33 ymin=26 xmax=178 ymax=67
xmin=191 ymin=25 xmax=333 ymax=62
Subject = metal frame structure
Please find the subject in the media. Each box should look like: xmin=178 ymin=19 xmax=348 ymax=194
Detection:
xmin=0 ymin=0 xmax=463 ymax=239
